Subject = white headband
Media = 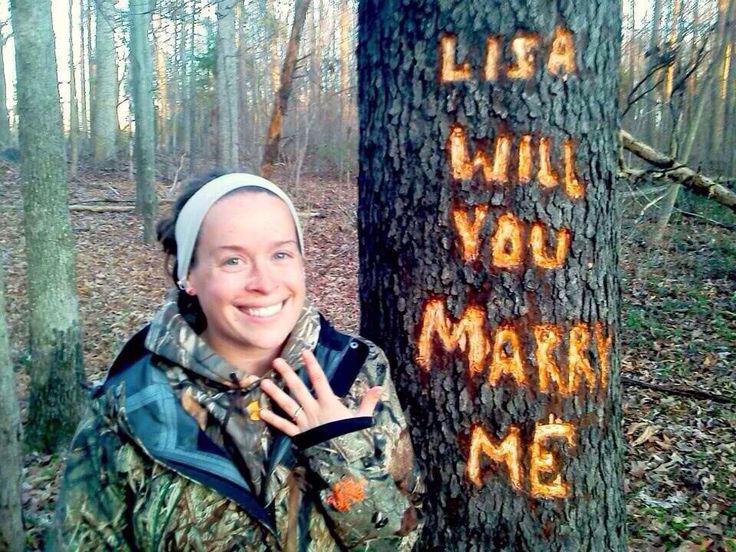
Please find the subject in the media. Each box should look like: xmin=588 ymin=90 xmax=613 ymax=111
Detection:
xmin=174 ymin=173 xmax=304 ymax=287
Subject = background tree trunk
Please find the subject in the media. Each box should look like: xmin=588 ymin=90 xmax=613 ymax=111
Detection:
xmin=0 ymin=262 xmax=24 ymax=552
xmin=0 ymin=25 xmax=12 ymax=147
xmin=358 ymin=1 xmax=626 ymax=549
xmin=215 ymin=0 xmax=239 ymax=169
xmin=79 ymin=0 xmax=89 ymax=146
xmin=260 ymin=0 xmax=310 ymax=178
xmin=11 ymin=0 xmax=84 ymax=452
xmin=91 ymin=0 xmax=118 ymax=165
xmin=68 ymin=0 xmax=80 ymax=178
xmin=130 ymin=0 xmax=157 ymax=243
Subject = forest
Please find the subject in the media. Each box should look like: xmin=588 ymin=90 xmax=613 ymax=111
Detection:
xmin=0 ymin=0 xmax=734 ymax=550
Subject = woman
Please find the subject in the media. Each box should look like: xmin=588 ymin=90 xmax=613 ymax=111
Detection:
xmin=54 ymin=172 xmax=423 ymax=551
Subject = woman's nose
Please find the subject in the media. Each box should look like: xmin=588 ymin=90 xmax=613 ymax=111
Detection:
xmin=245 ymin=260 xmax=277 ymax=293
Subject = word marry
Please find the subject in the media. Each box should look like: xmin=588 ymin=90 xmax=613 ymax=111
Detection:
xmin=416 ymin=298 xmax=611 ymax=396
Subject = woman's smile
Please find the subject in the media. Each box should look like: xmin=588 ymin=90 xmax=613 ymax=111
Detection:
xmin=237 ymin=300 xmax=287 ymax=319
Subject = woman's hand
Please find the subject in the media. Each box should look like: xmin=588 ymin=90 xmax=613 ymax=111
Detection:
xmin=259 ymin=349 xmax=383 ymax=436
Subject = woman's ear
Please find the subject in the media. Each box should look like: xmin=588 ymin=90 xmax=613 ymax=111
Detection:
xmin=177 ymin=278 xmax=196 ymax=295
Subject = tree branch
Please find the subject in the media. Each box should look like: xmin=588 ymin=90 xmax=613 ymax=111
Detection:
xmin=620 ymin=130 xmax=736 ymax=213
xmin=621 ymin=376 xmax=734 ymax=404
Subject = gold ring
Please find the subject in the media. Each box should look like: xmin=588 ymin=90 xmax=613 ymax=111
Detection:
xmin=291 ymin=405 xmax=304 ymax=421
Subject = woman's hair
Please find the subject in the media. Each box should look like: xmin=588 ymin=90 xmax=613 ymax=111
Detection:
xmin=156 ymin=169 xmax=279 ymax=333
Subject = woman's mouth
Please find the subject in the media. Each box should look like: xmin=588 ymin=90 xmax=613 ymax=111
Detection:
xmin=240 ymin=301 xmax=285 ymax=318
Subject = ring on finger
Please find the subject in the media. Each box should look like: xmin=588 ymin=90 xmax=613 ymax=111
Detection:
xmin=291 ymin=405 xmax=304 ymax=422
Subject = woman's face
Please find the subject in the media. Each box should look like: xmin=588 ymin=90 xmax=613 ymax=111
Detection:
xmin=186 ymin=191 xmax=305 ymax=365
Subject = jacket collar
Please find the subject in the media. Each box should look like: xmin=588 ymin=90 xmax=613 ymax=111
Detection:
xmin=143 ymin=292 xmax=321 ymax=385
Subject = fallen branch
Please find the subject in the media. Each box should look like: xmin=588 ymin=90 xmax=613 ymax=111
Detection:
xmin=70 ymin=205 xmax=135 ymax=212
xmin=621 ymin=375 xmax=734 ymax=404
xmin=69 ymin=204 xmax=324 ymax=218
xmin=620 ymin=130 xmax=736 ymax=213
xmin=677 ymin=209 xmax=736 ymax=231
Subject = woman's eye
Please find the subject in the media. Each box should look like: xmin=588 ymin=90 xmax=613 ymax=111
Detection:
xmin=273 ymin=251 xmax=291 ymax=261
xmin=223 ymin=257 xmax=241 ymax=266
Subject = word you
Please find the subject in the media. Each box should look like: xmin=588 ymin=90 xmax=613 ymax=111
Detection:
xmin=452 ymin=206 xmax=570 ymax=269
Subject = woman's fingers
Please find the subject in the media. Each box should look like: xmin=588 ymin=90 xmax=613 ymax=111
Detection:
xmin=260 ymin=378 xmax=304 ymax=422
xmin=259 ymin=408 xmax=299 ymax=436
xmin=271 ymin=357 xmax=317 ymax=411
xmin=260 ymin=350 xmax=383 ymax=434
xmin=302 ymin=349 xmax=334 ymax=400
xmin=356 ymin=386 xmax=383 ymax=417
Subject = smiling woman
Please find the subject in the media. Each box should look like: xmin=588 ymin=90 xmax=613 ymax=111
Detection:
xmin=52 ymin=172 xmax=424 ymax=551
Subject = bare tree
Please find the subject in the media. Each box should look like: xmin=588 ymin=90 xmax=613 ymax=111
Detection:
xmin=11 ymin=0 xmax=84 ymax=451
xmin=215 ymin=0 xmax=240 ymax=169
xmin=92 ymin=0 xmax=119 ymax=164
xmin=0 ymin=21 xmax=12 ymax=147
xmin=68 ymin=0 xmax=80 ymax=177
xmin=129 ymin=0 xmax=158 ymax=243
xmin=0 ymin=261 xmax=23 ymax=552
xmin=260 ymin=0 xmax=311 ymax=178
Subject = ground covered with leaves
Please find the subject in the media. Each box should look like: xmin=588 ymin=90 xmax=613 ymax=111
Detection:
xmin=2 ymin=170 xmax=734 ymax=550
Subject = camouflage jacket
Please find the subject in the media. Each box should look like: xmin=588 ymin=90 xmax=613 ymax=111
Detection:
xmin=54 ymin=299 xmax=423 ymax=551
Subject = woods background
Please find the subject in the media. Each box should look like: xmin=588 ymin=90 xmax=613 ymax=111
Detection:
xmin=0 ymin=0 xmax=734 ymax=550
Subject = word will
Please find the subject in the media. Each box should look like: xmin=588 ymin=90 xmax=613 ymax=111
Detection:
xmin=448 ymin=125 xmax=584 ymax=198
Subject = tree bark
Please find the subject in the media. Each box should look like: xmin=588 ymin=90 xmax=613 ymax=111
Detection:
xmin=11 ymin=0 xmax=84 ymax=452
xmin=129 ymin=0 xmax=157 ymax=244
xmin=91 ymin=0 xmax=118 ymax=164
xmin=358 ymin=1 xmax=626 ymax=549
xmin=260 ymin=0 xmax=311 ymax=178
xmin=215 ymin=0 xmax=240 ymax=169
xmin=0 ymin=262 xmax=24 ymax=552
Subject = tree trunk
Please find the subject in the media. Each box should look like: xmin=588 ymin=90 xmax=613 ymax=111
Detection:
xmin=152 ymin=10 xmax=169 ymax=154
xmin=0 ymin=262 xmax=24 ymax=552
xmin=188 ymin=0 xmax=198 ymax=172
xmin=11 ymin=0 xmax=84 ymax=452
xmin=357 ymin=1 xmax=626 ymax=549
xmin=643 ymin=0 xmax=664 ymax=147
xmin=68 ymin=0 xmax=80 ymax=178
xmin=87 ymin=0 xmax=94 ymax=144
xmin=91 ymin=0 xmax=118 ymax=165
xmin=79 ymin=0 xmax=89 ymax=145
xmin=129 ymin=0 xmax=157 ymax=244
xmin=0 ymin=27 xmax=12 ymax=147
xmin=260 ymin=0 xmax=311 ymax=178
xmin=215 ymin=0 xmax=240 ymax=169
